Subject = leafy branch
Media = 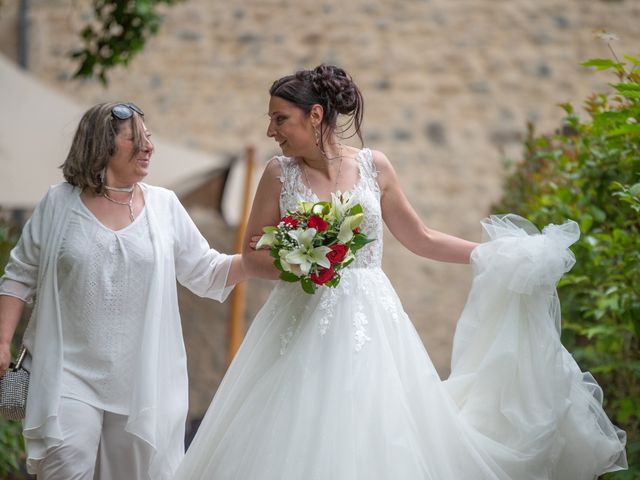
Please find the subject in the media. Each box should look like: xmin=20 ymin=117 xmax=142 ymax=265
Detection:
xmin=71 ymin=0 xmax=181 ymax=85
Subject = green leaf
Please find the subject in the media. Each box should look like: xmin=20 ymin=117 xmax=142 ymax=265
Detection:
xmin=348 ymin=203 xmax=363 ymax=215
xmin=589 ymin=206 xmax=607 ymax=223
xmin=340 ymin=258 xmax=354 ymax=269
xmin=559 ymin=102 xmax=574 ymax=115
xmin=623 ymin=55 xmax=640 ymax=66
xmin=608 ymin=124 xmax=640 ymax=137
xmin=583 ymin=324 xmax=620 ymax=339
xmin=300 ymin=277 xmax=316 ymax=294
xmin=324 ymin=275 xmax=341 ymax=288
xmin=350 ymin=234 xmax=375 ymax=251
xmin=279 ymin=271 xmax=299 ymax=282
xmin=581 ymin=58 xmax=624 ymax=71
xmin=613 ymin=83 xmax=640 ymax=96
xmin=580 ymin=214 xmax=594 ymax=233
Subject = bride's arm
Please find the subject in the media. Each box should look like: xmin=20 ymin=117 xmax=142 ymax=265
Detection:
xmin=374 ymin=150 xmax=478 ymax=264
xmin=242 ymin=158 xmax=283 ymax=279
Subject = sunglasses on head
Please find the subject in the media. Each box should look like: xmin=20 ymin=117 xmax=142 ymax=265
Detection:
xmin=111 ymin=103 xmax=145 ymax=120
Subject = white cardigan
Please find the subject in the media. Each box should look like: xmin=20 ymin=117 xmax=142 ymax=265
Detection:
xmin=0 ymin=182 xmax=234 ymax=478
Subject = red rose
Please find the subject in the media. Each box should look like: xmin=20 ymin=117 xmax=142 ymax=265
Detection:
xmin=310 ymin=267 xmax=335 ymax=285
xmin=282 ymin=215 xmax=298 ymax=228
xmin=307 ymin=215 xmax=329 ymax=232
xmin=326 ymin=243 xmax=348 ymax=265
xmin=353 ymin=227 xmax=360 ymax=234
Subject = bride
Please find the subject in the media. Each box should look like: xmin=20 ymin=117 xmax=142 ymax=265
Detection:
xmin=173 ymin=64 xmax=627 ymax=479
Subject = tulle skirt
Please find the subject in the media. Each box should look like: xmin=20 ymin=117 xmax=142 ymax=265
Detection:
xmin=174 ymin=216 xmax=627 ymax=480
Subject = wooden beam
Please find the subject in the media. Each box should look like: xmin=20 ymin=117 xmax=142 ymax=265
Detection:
xmin=226 ymin=146 xmax=255 ymax=366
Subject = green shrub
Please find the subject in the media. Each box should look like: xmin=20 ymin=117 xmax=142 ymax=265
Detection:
xmin=494 ymin=48 xmax=639 ymax=478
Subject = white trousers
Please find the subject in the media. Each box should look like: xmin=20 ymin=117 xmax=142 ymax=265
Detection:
xmin=36 ymin=397 xmax=152 ymax=480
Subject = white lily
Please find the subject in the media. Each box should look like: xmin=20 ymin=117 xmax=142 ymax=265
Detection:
xmin=337 ymin=213 xmax=364 ymax=243
xmin=279 ymin=250 xmax=303 ymax=276
xmin=285 ymin=228 xmax=331 ymax=274
xmin=256 ymin=227 xmax=278 ymax=249
xmin=330 ymin=191 xmax=355 ymax=221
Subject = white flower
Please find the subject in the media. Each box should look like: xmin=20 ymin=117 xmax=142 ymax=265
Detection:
xmin=285 ymin=228 xmax=332 ymax=274
xmin=330 ymin=191 xmax=355 ymax=221
xmin=337 ymin=213 xmax=364 ymax=243
xmin=627 ymin=117 xmax=638 ymax=125
xmin=595 ymin=30 xmax=619 ymax=43
xmin=279 ymin=250 xmax=303 ymax=276
xmin=256 ymin=227 xmax=278 ymax=249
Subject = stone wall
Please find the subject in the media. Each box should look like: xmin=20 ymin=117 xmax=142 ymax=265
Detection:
xmin=2 ymin=0 xmax=639 ymax=418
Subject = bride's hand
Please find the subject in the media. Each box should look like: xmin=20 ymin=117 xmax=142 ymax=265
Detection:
xmin=249 ymin=235 xmax=265 ymax=250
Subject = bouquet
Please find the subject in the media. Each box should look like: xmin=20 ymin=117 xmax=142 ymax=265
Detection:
xmin=256 ymin=192 xmax=375 ymax=294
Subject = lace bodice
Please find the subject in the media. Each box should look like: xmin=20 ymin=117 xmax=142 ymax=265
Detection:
xmin=276 ymin=148 xmax=383 ymax=269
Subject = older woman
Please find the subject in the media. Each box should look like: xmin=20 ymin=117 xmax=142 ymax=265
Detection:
xmin=0 ymin=102 xmax=245 ymax=480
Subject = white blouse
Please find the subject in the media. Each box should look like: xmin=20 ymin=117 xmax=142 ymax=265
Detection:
xmin=0 ymin=183 xmax=235 ymax=479
xmin=58 ymin=197 xmax=154 ymax=414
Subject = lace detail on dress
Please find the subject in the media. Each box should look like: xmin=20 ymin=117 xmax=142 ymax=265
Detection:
xmin=276 ymin=148 xmax=383 ymax=269
xmin=280 ymin=314 xmax=299 ymax=355
xmin=316 ymin=274 xmax=355 ymax=336
xmin=378 ymin=278 xmax=400 ymax=324
xmin=274 ymin=149 xmax=385 ymax=347
xmin=353 ymin=306 xmax=371 ymax=352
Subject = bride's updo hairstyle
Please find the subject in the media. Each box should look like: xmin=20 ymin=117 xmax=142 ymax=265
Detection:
xmin=269 ymin=64 xmax=364 ymax=152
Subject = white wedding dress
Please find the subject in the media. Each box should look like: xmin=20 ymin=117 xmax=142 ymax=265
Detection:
xmin=174 ymin=149 xmax=627 ymax=480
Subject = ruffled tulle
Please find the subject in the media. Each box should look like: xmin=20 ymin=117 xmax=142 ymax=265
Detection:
xmin=174 ymin=215 xmax=626 ymax=480
xmin=446 ymin=214 xmax=627 ymax=478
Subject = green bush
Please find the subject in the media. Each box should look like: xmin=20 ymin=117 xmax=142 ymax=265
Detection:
xmin=494 ymin=49 xmax=639 ymax=478
xmin=0 ymin=220 xmax=27 ymax=478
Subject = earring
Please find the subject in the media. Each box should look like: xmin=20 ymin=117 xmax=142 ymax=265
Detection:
xmin=314 ymin=127 xmax=320 ymax=147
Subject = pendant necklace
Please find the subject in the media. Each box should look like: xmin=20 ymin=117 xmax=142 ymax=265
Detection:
xmin=302 ymin=144 xmax=344 ymax=195
xmin=103 ymin=185 xmax=136 ymax=222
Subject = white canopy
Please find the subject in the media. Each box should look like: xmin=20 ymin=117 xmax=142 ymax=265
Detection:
xmin=0 ymin=54 xmax=229 ymax=209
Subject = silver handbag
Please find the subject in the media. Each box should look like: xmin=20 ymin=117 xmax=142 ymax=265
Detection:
xmin=0 ymin=346 xmax=29 ymax=421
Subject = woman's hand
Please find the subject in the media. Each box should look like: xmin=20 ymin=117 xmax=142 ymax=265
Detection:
xmin=0 ymin=343 xmax=11 ymax=378
xmin=249 ymin=235 xmax=265 ymax=250
xmin=0 ymin=295 xmax=26 ymax=377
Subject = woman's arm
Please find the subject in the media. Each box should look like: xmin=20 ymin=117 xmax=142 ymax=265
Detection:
xmin=0 ymin=295 xmax=25 ymax=375
xmin=227 ymin=254 xmax=246 ymax=286
xmin=374 ymin=150 xmax=478 ymax=264
xmin=241 ymin=159 xmax=283 ymax=280
xmin=0 ymin=191 xmax=48 ymax=373
xmin=172 ymin=191 xmax=246 ymax=301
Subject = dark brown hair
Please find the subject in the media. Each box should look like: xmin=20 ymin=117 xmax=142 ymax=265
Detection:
xmin=60 ymin=102 xmax=147 ymax=193
xmin=269 ymin=64 xmax=364 ymax=151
